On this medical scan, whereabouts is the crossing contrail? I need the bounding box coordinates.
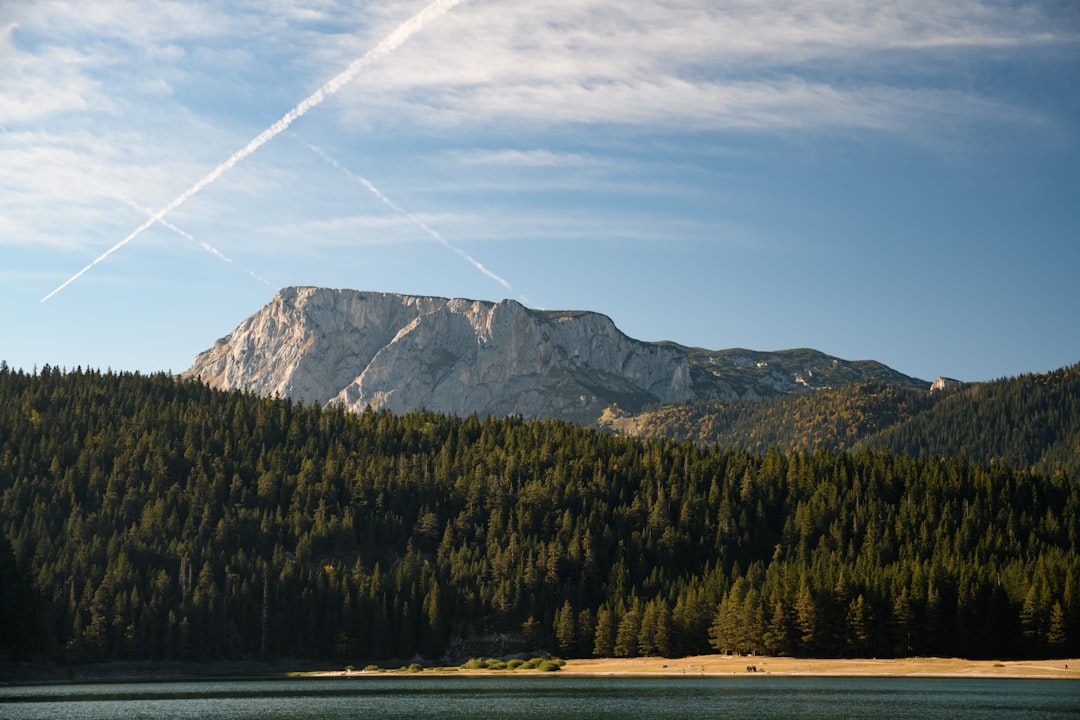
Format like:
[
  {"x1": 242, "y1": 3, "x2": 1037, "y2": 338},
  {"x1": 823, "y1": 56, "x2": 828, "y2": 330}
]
[
  {"x1": 305, "y1": 142, "x2": 514, "y2": 291},
  {"x1": 41, "y1": 0, "x2": 465, "y2": 303},
  {"x1": 1, "y1": 124, "x2": 273, "y2": 287},
  {"x1": 109, "y1": 193, "x2": 274, "y2": 287},
  {"x1": 104, "y1": 191, "x2": 275, "y2": 287}
]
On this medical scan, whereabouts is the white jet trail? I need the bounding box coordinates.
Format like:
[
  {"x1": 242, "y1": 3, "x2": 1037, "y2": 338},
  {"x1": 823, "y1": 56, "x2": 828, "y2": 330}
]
[
  {"x1": 41, "y1": 0, "x2": 464, "y2": 303},
  {"x1": 110, "y1": 194, "x2": 274, "y2": 287},
  {"x1": 1, "y1": 124, "x2": 272, "y2": 286},
  {"x1": 107, "y1": 190, "x2": 227, "y2": 261},
  {"x1": 305, "y1": 142, "x2": 513, "y2": 291}
]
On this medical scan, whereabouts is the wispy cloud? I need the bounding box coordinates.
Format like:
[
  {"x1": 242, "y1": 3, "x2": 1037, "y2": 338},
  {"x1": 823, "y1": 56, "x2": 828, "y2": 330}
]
[
  {"x1": 7, "y1": 0, "x2": 1072, "y2": 137},
  {"x1": 453, "y1": 149, "x2": 591, "y2": 167},
  {"x1": 9, "y1": 0, "x2": 235, "y2": 45},
  {"x1": 325, "y1": 0, "x2": 1073, "y2": 134},
  {"x1": 3, "y1": 0, "x2": 1074, "y2": 270}
]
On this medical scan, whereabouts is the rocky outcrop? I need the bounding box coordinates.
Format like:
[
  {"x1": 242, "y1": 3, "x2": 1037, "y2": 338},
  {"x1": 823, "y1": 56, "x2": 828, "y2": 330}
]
[
  {"x1": 930, "y1": 376, "x2": 963, "y2": 393},
  {"x1": 184, "y1": 287, "x2": 928, "y2": 424}
]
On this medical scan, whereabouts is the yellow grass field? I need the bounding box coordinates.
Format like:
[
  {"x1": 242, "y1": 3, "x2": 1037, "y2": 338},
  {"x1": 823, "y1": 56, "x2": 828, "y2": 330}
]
[
  {"x1": 557, "y1": 655, "x2": 1079, "y2": 679},
  {"x1": 311, "y1": 655, "x2": 1079, "y2": 680}
]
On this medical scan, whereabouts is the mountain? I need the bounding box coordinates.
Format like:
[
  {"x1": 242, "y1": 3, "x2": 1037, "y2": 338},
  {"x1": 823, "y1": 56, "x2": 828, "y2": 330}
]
[{"x1": 184, "y1": 287, "x2": 927, "y2": 424}]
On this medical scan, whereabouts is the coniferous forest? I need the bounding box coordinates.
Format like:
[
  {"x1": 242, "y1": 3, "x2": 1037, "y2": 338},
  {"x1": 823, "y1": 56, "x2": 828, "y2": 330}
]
[
  {"x1": 1, "y1": 363, "x2": 1078, "y2": 665},
  {"x1": 601, "y1": 364, "x2": 1080, "y2": 479}
]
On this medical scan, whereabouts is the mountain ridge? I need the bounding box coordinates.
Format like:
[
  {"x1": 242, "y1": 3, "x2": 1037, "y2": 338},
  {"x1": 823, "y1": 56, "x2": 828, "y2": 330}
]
[{"x1": 184, "y1": 287, "x2": 928, "y2": 424}]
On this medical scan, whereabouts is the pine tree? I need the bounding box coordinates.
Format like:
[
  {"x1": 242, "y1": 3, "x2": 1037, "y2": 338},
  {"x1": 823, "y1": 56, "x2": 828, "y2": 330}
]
[
  {"x1": 892, "y1": 590, "x2": 915, "y2": 657},
  {"x1": 1047, "y1": 601, "x2": 1067, "y2": 655},
  {"x1": 592, "y1": 606, "x2": 616, "y2": 658},
  {"x1": 846, "y1": 594, "x2": 872, "y2": 657},
  {"x1": 763, "y1": 599, "x2": 792, "y2": 656},
  {"x1": 796, "y1": 584, "x2": 819, "y2": 656},
  {"x1": 576, "y1": 608, "x2": 596, "y2": 658},
  {"x1": 554, "y1": 600, "x2": 576, "y2": 656},
  {"x1": 614, "y1": 600, "x2": 642, "y2": 657}
]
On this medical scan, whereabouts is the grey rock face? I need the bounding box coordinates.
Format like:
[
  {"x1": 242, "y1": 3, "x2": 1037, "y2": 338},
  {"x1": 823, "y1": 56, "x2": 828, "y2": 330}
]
[
  {"x1": 184, "y1": 287, "x2": 695, "y2": 423},
  {"x1": 184, "y1": 287, "x2": 927, "y2": 423}
]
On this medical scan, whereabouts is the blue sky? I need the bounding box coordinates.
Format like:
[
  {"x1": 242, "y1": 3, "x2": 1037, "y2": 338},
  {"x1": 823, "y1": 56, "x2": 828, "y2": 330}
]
[{"x1": 2, "y1": 0, "x2": 1078, "y2": 384}]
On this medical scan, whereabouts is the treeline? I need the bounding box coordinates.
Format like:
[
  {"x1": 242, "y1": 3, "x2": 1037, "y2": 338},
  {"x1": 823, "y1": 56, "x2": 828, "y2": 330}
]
[
  {"x1": 601, "y1": 363, "x2": 1080, "y2": 479},
  {"x1": 0, "y1": 363, "x2": 1077, "y2": 664}
]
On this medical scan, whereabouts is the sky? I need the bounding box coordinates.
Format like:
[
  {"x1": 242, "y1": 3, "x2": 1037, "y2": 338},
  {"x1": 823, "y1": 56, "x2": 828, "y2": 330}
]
[{"x1": 2, "y1": 0, "x2": 1078, "y2": 385}]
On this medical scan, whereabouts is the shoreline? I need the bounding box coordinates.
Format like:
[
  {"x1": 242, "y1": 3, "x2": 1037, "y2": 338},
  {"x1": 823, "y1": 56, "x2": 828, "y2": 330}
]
[
  {"x1": 4, "y1": 655, "x2": 1078, "y2": 685},
  {"x1": 554, "y1": 655, "x2": 1079, "y2": 679},
  {"x1": 304, "y1": 655, "x2": 1080, "y2": 681}
]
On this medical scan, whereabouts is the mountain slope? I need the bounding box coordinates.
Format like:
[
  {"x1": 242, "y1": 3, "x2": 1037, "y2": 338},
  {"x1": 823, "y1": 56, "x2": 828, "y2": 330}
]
[
  {"x1": 599, "y1": 380, "x2": 935, "y2": 452},
  {"x1": 600, "y1": 363, "x2": 1080, "y2": 478},
  {"x1": 861, "y1": 364, "x2": 1080, "y2": 476},
  {"x1": 184, "y1": 287, "x2": 927, "y2": 424}
]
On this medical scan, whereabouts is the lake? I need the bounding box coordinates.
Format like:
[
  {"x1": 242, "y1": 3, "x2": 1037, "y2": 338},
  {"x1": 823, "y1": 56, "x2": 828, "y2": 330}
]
[{"x1": 1, "y1": 675, "x2": 1078, "y2": 719}]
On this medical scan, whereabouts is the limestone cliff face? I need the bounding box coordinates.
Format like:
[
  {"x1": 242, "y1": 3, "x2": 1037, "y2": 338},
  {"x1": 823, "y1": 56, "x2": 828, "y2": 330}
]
[
  {"x1": 185, "y1": 287, "x2": 928, "y2": 424},
  {"x1": 183, "y1": 288, "x2": 443, "y2": 405},
  {"x1": 184, "y1": 287, "x2": 695, "y2": 424}
]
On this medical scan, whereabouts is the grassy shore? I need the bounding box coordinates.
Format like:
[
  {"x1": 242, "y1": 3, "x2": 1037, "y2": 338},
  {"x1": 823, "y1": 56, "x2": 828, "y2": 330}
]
[
  {"x1": 555, "y1": 655, "x2": 1080, "y2": 679},
  {"x1": 306, "y1": 655, "x2": 1079, "y2": 680},
  {"x1": 6, "y1": 655, "x2": 1078, "y2": 684}
]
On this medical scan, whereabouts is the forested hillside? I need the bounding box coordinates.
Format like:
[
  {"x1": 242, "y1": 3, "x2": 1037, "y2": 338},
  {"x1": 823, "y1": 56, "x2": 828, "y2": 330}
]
[
  {"x1": 1, "y1": 363, "x2": 1077, "y2": 664},
  {"x1": 862, "y1": 366, "x2": 1080, "y2": 477},
  {"x1": 600, "y1": 363, "x2": 1080, "y2": 478},
  {"x1": 599, "y1": 382, "x2": 933, "y2": 452}
]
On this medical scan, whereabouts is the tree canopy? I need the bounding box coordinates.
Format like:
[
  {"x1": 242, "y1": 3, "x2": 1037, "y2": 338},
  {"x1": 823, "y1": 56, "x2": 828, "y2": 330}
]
[{"x1": 0, "y1": 363, "x2": 1077, "y2": 663}]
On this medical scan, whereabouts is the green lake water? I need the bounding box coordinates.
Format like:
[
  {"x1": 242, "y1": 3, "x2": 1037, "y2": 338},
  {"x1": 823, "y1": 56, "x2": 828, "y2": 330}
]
[{"x1": 2, "y1": 675, "x2": 1078, "y2": 719}]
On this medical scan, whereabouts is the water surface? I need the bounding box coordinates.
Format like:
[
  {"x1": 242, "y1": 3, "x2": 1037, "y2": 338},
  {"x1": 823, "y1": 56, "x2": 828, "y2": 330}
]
[{"x1": 2, "y1": 675, "x2": 1077, "y2": 719}]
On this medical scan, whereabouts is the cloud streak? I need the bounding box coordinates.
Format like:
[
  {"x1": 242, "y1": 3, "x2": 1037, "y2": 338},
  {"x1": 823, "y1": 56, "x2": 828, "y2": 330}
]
[
  {"x1": 40, "y1": 0, "x2": 465, "y2": 302},
  {"x1": 328, "y1": 0, "x2": 1072, "y2": 135}
]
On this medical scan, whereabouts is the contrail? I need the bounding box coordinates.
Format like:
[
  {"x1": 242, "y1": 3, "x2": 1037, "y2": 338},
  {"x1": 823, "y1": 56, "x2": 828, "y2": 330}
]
[
  {"x1": 42, "y1": 0, "x2": 464, "y2": 303},
  {"x1": 305, "y1": 142, "x2": 514, "y2": 291},
  {"x1": 109, "y1": 193, "x2": 274, "y2": 287},
  {"x1": 1, "y1": 124, "x2": 273, "y2": 286}
]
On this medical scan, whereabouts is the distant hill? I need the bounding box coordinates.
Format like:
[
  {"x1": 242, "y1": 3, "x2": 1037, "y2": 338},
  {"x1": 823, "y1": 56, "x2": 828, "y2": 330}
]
[
  {"x1": 862, "y1": 365, "x2": 1080, "y2": 476},
  {"x1": 598, "y1": 363, "x2": 1080, "y2": 478}
]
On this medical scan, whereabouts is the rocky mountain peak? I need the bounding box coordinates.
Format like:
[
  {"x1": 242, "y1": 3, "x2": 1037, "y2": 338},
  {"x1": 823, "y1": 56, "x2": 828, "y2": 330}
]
[
  {"x1": 185, "y1": 287, "x2": 697, "y2": 424},
  {"x1": 184, "y1": 287, "x2": 928, "y2": 424}
]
